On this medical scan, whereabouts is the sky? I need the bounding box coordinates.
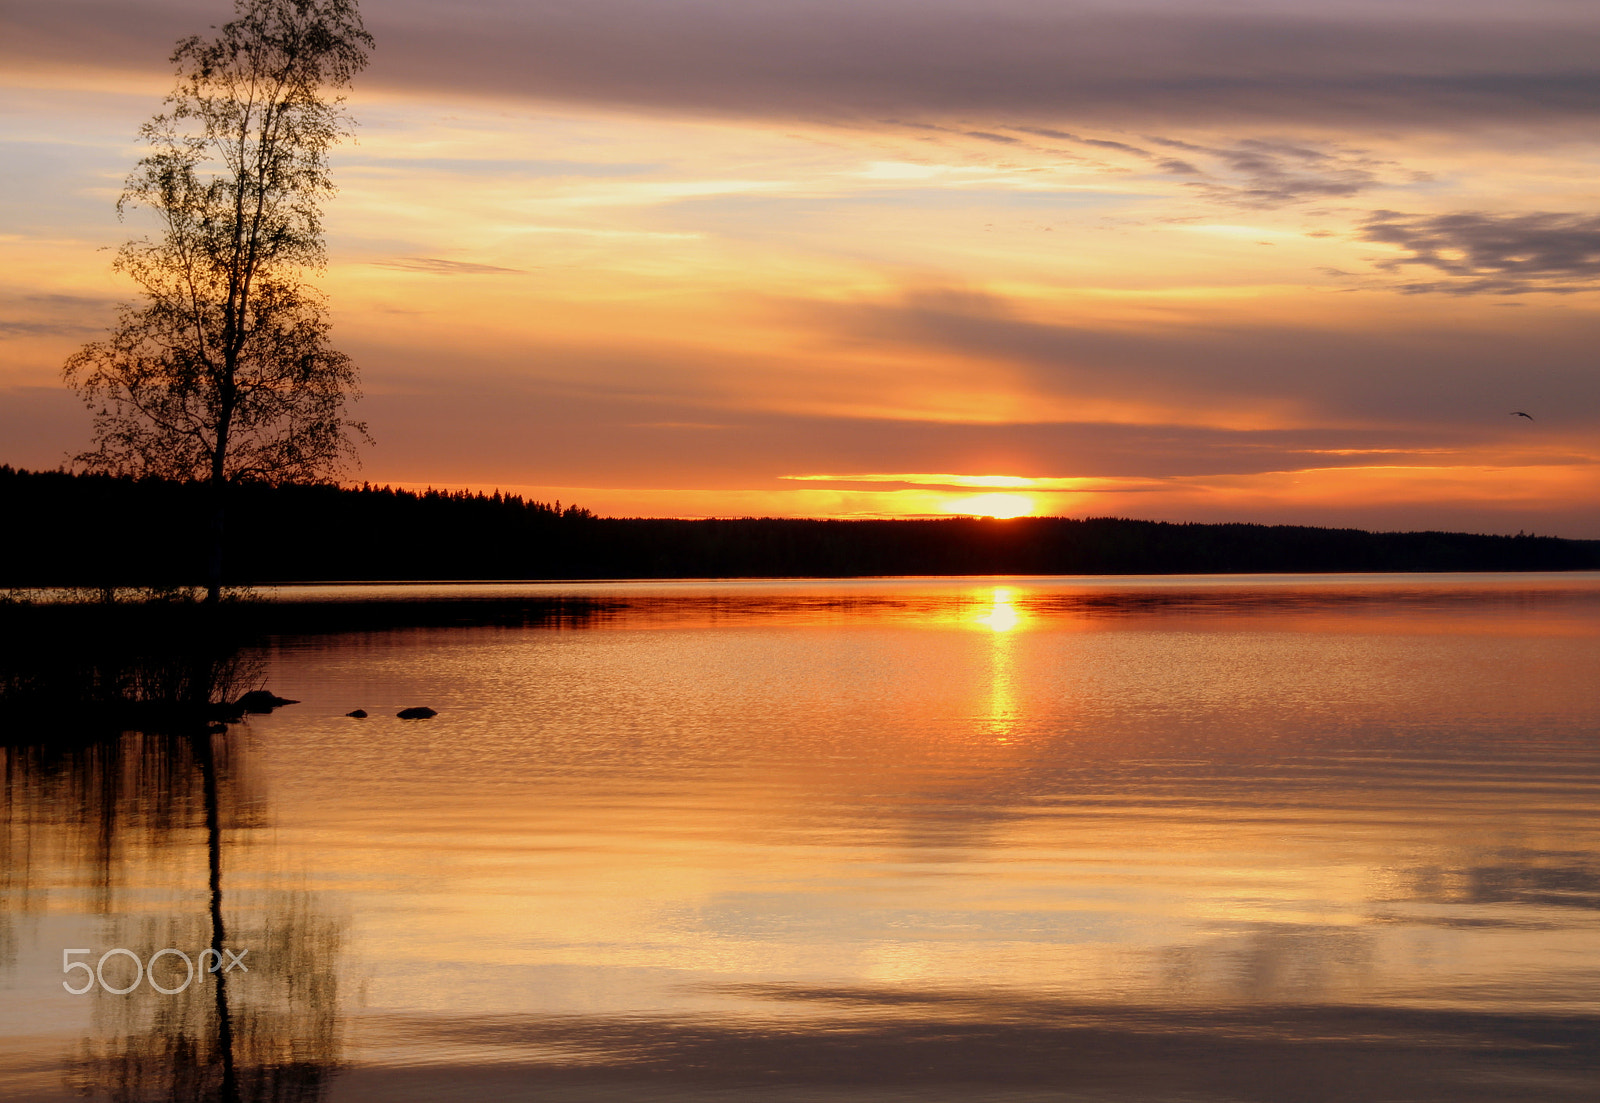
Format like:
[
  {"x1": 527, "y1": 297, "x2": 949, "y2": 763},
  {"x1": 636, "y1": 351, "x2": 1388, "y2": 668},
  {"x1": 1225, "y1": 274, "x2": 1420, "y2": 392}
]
[{"x1": 4, "y1": 0, "x2": 1600, "y2": 533}]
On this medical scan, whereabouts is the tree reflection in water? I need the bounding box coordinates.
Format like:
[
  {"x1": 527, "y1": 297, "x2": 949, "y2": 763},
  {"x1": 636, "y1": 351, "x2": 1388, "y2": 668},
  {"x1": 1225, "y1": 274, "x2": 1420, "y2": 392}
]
[{"x1": 2, "y1": 636, "x2": 346, "y2": 1103}]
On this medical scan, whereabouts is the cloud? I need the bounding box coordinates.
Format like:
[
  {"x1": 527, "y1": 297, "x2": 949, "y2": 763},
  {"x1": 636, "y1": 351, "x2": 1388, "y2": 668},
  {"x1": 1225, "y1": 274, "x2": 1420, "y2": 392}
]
[
  {"x1": 340, "y1": 155, "x2": 660, "y2": 181},
  {"x1": 779, "y1": 472, "x2": 1169, "y2": 491},
  {"x1": 801, "y1": 286, "x2": 1600, "y2": 426},
  {"x1": 1166, "y1": 138, "x2": 1389, "y2": 206},
  {"x1": 0, "y1": 319, "x2": 100, "y2": 337},
  {"x1": 344, "y1": 357, "x2": 1585, "y2": 489},
  {"x1": 371, "y1": 257, "x2": 526, "y2": 276},
  {"x1": 963, "y1": 130, "x2": 1023, "y2": 145},
  {"x1": 0, "y1": 292, "x2": 116, "y2": 338},
  {"x1": 1118, "y1": 133, "x2": 1394, "y2": 206},
  {"x1": 1009, "y1": 127, "x2": 1146, "y2": 156},
  {"x1": 874, "y1": 122, "x2": 1393, "y2": 205},
  {"x1": 1360, "y1": 211, "x2": 1600, "y2": 294},
  {"x1": 333, "y1": 3, "x2": 1600, "y2": 131},
  {"x1": 8, "y1": 2, "x2": 1600, "y2": 131}
]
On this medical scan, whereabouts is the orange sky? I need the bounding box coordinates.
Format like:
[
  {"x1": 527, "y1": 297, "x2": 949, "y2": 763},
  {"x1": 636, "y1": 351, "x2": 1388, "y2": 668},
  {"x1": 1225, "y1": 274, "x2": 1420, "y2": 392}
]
[{"x1": 4, "y1": 1, "x2": 1600, "y2": 533}]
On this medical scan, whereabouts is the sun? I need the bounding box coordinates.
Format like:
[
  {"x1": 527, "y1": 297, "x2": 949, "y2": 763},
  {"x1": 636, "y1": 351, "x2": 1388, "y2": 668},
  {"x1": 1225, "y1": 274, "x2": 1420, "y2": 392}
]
[{"x1": 947, "y1": 493, "x2": 1035, "y2": 519}]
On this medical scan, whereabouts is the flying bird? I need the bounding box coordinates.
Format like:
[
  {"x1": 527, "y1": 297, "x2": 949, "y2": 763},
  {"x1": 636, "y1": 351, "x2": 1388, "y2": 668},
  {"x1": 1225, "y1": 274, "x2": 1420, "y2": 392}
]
[{"x1": 1510, "y1": 411, "x2": 1535, "y2": 420}]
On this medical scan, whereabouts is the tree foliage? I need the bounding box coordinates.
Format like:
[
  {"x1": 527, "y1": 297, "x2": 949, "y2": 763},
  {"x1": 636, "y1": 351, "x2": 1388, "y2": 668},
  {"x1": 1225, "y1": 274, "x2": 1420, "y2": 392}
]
[{"x1": 64, "y1": 0, "x2": 373, "y2": 486}]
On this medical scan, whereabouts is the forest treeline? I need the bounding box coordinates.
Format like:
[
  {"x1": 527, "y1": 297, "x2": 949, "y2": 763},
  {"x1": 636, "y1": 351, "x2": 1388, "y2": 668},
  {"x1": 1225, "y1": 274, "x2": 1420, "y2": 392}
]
[{"x1": 4, "y1": 466, "x2": 1598, "y2": 586}]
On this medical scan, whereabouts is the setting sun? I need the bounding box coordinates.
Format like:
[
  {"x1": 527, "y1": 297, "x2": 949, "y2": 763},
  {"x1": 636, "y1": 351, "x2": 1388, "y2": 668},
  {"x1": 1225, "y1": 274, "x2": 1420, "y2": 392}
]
[{"x1": 948, "y1": 493, "x2": 1035, "y2": 519}]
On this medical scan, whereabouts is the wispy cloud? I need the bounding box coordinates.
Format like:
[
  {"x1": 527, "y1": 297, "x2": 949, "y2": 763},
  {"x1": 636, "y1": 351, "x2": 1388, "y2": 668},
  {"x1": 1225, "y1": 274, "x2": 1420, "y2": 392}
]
[
  {"x1": 938, "y1": 126, "x2": 1399, "y2": 206},
  {"x1": 1361, "y1": 210, "x2": 1600, "y2": 294},
  {"x1": 0, "y1": 319, "x2": 99, "y2": 337},
  {"x1": 372, "y1": 257, "x2": 526, "y2": 276},
  {"x1": 781, "y1": 472, "x2": 1172, "y2": 492},
  {"x1": 0, "y1": 292, "x2": 115, "y2": 338},
  {"x1": 1158, "y1": 137, "x2": 1393, "y2": 206},
  {"x1": 890, "y1": 123, "x2": 1396, "y2": 206}
]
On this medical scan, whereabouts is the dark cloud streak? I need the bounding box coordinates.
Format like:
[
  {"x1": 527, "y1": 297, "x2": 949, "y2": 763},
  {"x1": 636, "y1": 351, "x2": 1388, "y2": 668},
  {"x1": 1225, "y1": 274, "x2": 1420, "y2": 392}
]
[
  {"x1": 939, "y1": 125, "x2": 1394, "y2": 206},
  {"x1": 0, "y1": 292, "x2": 117, "y2": 338},
  {"x1": 7, "y1": 2, "x2": 1600, "y2": 130},
  {"x1": 804, "y1": 287, "x2": 1600, "y2": 424},
  {"x1": 350, "y1": 381, "x2": 1495, "y2": 486},
  {"x1": 1361, "y1": 211, "x2": 1600, "y2": 294},
  {"x1": 1190, "y1": 138, "x2": 1386, "y2": 205}
]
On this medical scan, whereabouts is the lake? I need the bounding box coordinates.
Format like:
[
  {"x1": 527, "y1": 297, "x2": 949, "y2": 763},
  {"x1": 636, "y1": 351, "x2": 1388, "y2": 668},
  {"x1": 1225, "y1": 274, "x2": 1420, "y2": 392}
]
[{"x1": 4, "y1": 574, "x2": 1599, "y2": 1101}]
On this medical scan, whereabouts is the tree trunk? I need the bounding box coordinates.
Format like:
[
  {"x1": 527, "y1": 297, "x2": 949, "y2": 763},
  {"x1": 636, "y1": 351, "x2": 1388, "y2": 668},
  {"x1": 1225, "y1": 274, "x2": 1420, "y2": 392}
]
[
  {"x1": 206, "y1": 396, "x2": 231, "y2": 603},
  {"x1": 205, "y1": 481, "x2": 226, "y2": 604}
]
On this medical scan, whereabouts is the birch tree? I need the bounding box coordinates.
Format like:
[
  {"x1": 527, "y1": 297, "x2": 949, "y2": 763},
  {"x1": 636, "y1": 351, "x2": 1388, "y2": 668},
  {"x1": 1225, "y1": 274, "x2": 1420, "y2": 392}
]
[{"x1": 65, "y1": 0, "x2": 374, "y2": 601}]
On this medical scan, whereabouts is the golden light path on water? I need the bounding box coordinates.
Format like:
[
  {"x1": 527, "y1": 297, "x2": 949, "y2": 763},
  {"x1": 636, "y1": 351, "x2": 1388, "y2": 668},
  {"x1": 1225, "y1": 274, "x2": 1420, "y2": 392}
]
[{"x1": 976, "y1": 586, "x2": 1022, "y2": 745}]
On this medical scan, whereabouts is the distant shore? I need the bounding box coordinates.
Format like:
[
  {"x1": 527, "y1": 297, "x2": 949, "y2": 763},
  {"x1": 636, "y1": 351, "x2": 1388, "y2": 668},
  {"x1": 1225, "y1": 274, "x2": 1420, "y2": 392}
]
[{"x1": 5, "y1": 466, "x2": 1599, "y2": 588}]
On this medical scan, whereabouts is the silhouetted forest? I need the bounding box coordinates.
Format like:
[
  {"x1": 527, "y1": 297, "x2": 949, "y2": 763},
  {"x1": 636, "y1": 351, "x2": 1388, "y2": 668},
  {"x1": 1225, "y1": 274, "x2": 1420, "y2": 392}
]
[{"x1": 4, "y1": 465, "x2": 1598, "y2": 587}]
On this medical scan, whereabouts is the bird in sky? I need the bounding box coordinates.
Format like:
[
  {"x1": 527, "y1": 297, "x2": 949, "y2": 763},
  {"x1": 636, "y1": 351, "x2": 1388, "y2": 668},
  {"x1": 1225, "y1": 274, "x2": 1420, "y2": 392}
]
[{"x1": 1510, "y1": 411, "x2": 1535, "y2": 420}]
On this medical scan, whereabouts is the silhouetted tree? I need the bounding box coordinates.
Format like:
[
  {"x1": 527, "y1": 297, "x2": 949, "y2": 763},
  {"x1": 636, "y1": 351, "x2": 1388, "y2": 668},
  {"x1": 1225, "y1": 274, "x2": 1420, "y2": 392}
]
[{"x1": 63, "y1": 0, "x2": 373, "y2": 602}]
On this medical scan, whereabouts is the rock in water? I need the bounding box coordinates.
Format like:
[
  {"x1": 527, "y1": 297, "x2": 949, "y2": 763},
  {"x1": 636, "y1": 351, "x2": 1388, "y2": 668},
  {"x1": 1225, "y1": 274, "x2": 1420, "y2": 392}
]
[
  {"x1": 346, "y1": 709, "x2": 368, "y2": 718},
  {"x1": 236, "y1": 690, "x2": 299, "y2": 713},
  {"x1": 397, "y1": 706, "x2": 437, "y2": 720}
]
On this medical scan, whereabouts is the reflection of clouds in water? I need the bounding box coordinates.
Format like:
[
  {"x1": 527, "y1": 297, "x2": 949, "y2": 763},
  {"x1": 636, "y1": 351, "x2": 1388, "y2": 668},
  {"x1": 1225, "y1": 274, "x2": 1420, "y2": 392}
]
[
  {"x1": 1159, "y1": 925, "x2": 1376, "y2": 1004},
  {"x1": 1381, "y1": 851, "x2": 1600, "y2": 912},
  {"x1": 350, "y1": 987, "x2": 1600, "y2": 1101}
]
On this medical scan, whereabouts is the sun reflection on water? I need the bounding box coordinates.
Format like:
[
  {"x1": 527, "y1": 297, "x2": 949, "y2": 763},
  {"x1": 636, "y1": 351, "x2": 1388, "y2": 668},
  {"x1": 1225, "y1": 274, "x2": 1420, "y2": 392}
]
[
  {"x1": 977, "y1": 587, "x2": 1022, "y2": 742},
  {"x1": 975, "y1": 586, "x2": 1022, "y2": 633}
]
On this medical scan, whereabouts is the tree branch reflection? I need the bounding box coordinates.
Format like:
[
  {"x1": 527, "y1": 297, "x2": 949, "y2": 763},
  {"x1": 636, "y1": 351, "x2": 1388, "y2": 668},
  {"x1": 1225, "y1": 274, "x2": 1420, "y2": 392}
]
[{"x1": 2, "y1": 621, "x2": 346, "y2": 1103}]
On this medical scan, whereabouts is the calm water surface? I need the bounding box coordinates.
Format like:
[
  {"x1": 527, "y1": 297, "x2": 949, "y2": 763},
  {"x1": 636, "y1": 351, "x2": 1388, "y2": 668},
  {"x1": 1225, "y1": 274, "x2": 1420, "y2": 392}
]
[{"x1": 4, "y1": 574, "x2": 1599, "y2": 1101}]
